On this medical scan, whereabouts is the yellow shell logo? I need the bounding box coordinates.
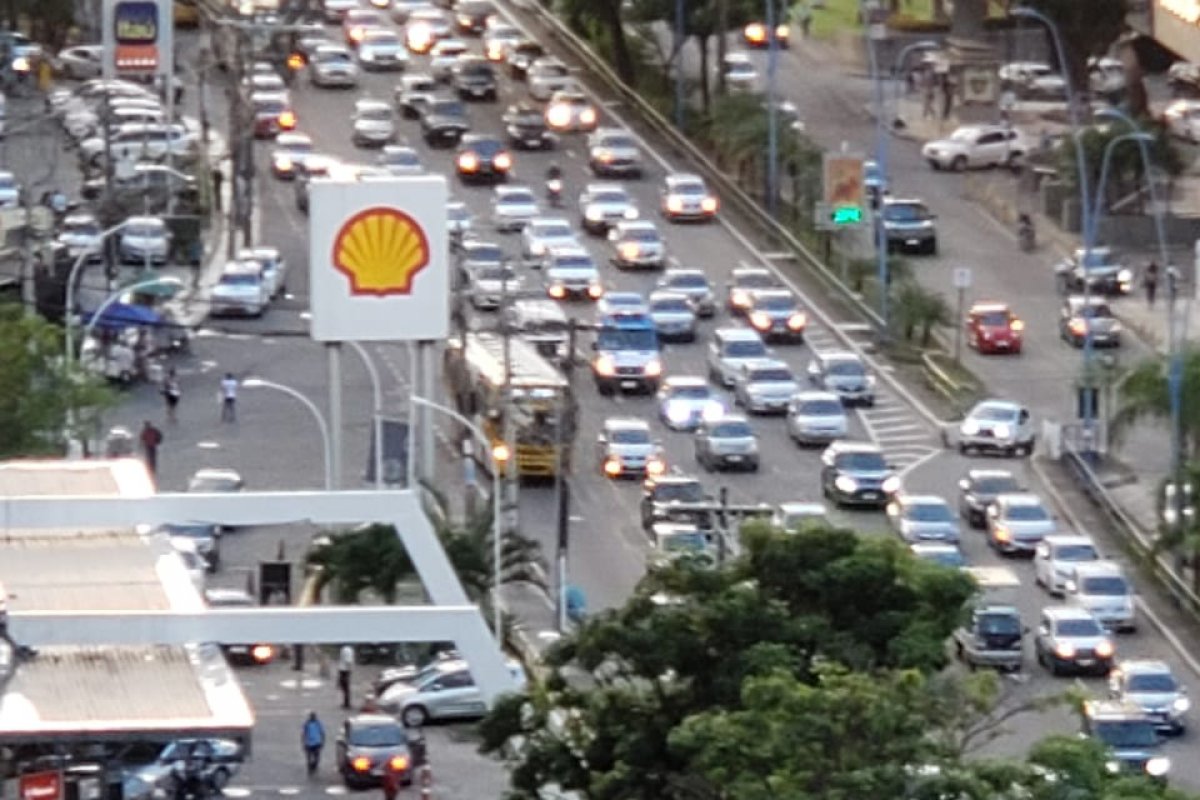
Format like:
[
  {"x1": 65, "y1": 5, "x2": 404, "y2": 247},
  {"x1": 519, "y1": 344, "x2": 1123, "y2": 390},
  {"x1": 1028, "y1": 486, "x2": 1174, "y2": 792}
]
[{"x1": 332, "y1": 206, "x2": 430, "y2": 297}]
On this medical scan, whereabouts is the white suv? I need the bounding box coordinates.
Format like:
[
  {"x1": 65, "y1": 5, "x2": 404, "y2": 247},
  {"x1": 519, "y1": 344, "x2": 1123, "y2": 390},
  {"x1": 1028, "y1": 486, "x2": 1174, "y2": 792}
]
[{"x1": 921, "y1": 125, "x2": 1028, "y2": 171}]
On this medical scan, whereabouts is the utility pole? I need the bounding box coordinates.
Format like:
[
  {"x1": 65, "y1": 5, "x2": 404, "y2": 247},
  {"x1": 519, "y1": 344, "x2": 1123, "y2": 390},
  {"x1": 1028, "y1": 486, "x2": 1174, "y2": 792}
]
[
  {"x1": 554, "y1": 318, "x2": 578, "y2": 631},
  {"x1": 716, "y1": 0, "x2": 728, "y2": 96}
]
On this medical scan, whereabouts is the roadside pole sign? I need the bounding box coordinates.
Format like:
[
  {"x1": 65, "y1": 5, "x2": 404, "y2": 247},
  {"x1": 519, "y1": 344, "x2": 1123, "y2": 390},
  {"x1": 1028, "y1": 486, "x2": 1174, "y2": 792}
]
[
  {"x1": 821, "y1": 153, "x2": 866, "y2": 229},
  {"x1": 953, "y1": 267, "x2": 973, "y2": 289},
  {"x1": 101, "y1": 0, "x2": 173, "y2": 79},
  {"x1": 953, "y1": 267, "x2": 972, "y2": 363}
]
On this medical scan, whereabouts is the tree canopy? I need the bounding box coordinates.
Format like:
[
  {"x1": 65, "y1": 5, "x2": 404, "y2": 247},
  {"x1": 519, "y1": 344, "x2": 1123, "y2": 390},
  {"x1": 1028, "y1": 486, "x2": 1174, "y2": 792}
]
[{"x1": 1018, "y1": 0, "x2": 1129, "y2": 96}]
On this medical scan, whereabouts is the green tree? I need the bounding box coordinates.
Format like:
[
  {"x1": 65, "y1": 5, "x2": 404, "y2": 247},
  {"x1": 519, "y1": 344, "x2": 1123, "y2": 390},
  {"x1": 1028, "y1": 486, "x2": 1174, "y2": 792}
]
[
  {"x1": 0, "y1": 303, "x2": 112, "y2": 457},
  {"x1": 892, "y1": 281, "x2": 951, "y2": 347},
  {"x1": 1020, "y1": 0, "x2": 1128, "y2": 95},
  {"x1": 1055, "y1": 119, "x2": 1183, "y2": 207},
  {"x1": 10, "y1": 0, "x2": 74, "y2": 49},
  {"x1": 1111, "y1": 348, "x2": 1200, "y2": 461},
  {"x1": 479, "y1": 523, "x2": 976, "y2": 799},
  {"x1": 559, "y1": 0, "x2": 636, "y2": 85}
]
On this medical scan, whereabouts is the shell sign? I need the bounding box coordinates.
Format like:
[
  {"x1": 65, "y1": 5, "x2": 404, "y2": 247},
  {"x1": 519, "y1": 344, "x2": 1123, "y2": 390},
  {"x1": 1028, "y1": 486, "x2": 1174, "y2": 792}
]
[{"x1": 309, "y1": 176, "x2": 449, "y2": 342}]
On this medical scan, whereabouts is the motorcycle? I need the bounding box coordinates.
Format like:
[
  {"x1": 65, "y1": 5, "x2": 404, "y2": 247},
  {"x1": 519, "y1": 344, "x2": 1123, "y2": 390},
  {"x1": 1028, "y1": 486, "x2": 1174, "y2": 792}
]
[
  {"x1": 545, "y1": 178, "x2": 563, "y2": 208},
  {"x1": 1017, "y1": 214, "x2": 1035, "y2": 253}
]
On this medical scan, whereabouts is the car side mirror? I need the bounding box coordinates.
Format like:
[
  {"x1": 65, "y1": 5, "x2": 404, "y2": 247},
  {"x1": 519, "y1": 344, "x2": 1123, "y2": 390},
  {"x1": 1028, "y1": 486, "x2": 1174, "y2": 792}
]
[{"x1": 596, "y1": 434, "x2": 606, "y2": 443}]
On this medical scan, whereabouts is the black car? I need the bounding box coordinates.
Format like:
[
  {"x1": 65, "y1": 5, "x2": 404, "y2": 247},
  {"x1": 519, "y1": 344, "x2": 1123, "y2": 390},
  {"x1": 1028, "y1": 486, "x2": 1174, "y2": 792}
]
[
  {"x1": 455, "y1": 135, "x2": 512, "y2": 184},
  {"x1": 819, "y1": 441, "x2": 900, "y2": 509},
  {"x1": 454, "y1": 0, "x2": 493, "y2": 34},
  {"x1": 420, "y1": 97, "x2": 470, "y2": 147},
  {"x1": 506, "y1": 39, "x2": 545, "y2": 78},
  {"x1": 1054, "y1": 246, "x2": 1134, "y2": 296},
  {"x1": 451, "y1": 56, "x2": 498, "y2": 101},
  {"x1": 335, "y1": 714, "x2": 413, "y2": 788},
  {"x1": 503, "y1": 103, "x2": 554, "y2": 150},
  {"x1": 957, "y1": 468, "x2": 1022, "y2": 528}
]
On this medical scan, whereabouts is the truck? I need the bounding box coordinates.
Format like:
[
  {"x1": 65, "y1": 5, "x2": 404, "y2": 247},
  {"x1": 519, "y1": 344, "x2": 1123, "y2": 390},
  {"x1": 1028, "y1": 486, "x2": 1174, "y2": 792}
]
[
  {"x1": 444, "y1": 331, "x2": 576, "y2": 479},
  {"x1": 951, "y1": 566, "x2": 1025, "y2": 672}
]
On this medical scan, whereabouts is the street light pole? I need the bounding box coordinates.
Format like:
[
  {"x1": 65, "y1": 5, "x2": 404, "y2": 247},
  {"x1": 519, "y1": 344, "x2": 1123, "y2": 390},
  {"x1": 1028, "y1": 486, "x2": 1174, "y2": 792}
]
[
  {"x1": 765, "y1": 0, "x2": 779, "y2": 218},
  {"x1": 80, "y1": 276, "x2": 185, "y2": 351},
  {"x1": 347, "y1": 340, "x2": 385, "y2": 490},
  {"x1": 243, "y1": 378, "x2": 333, "y2": 490},
  {"x1": 673, "y1": 0, "x2": 685, "y2": 130},
  {"x1": 63, "y1": 220, "x2": 136, "y2": 372},
  {"x1": 410, "y1": 395, "x2": 505, "y2": 643},
  {"x1": 866, "y1": 20, "x2": 890, "y2": 334}
]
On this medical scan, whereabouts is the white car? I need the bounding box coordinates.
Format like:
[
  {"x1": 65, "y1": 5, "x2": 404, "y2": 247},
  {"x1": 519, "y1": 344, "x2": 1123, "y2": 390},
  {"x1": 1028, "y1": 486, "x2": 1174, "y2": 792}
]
[
  {"x1": 957, "y1": 399, "x2": 1035, "y2": 456},
  {"x1": 466, "y1": 262, "x2": 522, "y2": 311},
  {"x1": 722, "y1": 53, "x2": 758, "y2": 89},
  {"x1": 377, "y1": 145, "x2": 424, "y2": 175},
  {"x1": 270, "y1": 131, "x2": 313, "y2": 179},
  {"x1": 597, "y1": 417, "x2": 665, "y2": 478},
  {"x1": 707, "y1": 327, "x2": 770, "y2": 388},
  {"x1": 1064, "y1": 560, "x2": 1136, "y2": 632},
  {"x1": 396, "y1": 73, "x2": 439, "y2": 119},
  {"x1": 987, "y1": 492, "x2": 1057, "y2": 555},
  {"x1": 491, "y1": 185, "x2": 540, "y2": 232},
  {"x1": 527, "y1": 57, "x2": 573, "y2": 101},
  {"x1": 609, "y1": 219, "x2": 666, "y2": 269},
  {"x1": 734, "y1": 358, "x2": 799, "y2": 415},
  {"x1": 646, "y1": 291, "x2": 697, "y2": 342},
  {"x1": 578, "y1": 183, "x2": 638, "y2": 235},
  {"x1": 921, "y1": 125, "x2": 1028, "y2": 171},
  {"x1": 357, "y1": 29, "x2": 409, "y2": 71},
  {"x1": 237, "y1": 246, "x2": 288, "y2": 299},
  {"x1": 57, "y1": 213, "x2": 103, "y2": 253},
  {"x1": 378, "y1": 658, "x2": 527, "y2": 727},
  {"x1": 429, "y1": 39, "x2": 470, "y2": 82},
  {"x1": 660, "y1": 173, "x2": 718, "y2": 222},
  {"x1": 1034, "y1": 534, "x2": 1101, "y2": 595},
  {"x1": 786, "y1": 390, "x2": 848, "y2": 446},
  {"x1": 56, "y1": 45, "x2": 105, "y2": 79},
  {"x1": 1164, "y1": 99, "x2": 1200, "y2": 143},
  {"x1": 544, "y1": 245, "x2": 602, "y2": 300},
  {"x1": 310, "y1": 44, "x2": 361, "y2": 88},
  {"x1": 997, "y1": 61, "x2": 1066, "y2": 99},
  {"x1": 0, "y1": 170, "x2": 20, "y2": 208},
  {"x1": 351, "y1": 99, "x2": 397, "y2": 146},
  {"x1": 886, "y1": 494, "x2": 961, "y2": 544},
  {"x1": 210, "y1": 260, "x2": 269, "y2": 317},
  {"x1": 521, "y1": 216, "x2": 577, "y2": 262},
  {"x1": 657, "y1": 376, "x2": 724, "y2": 431},
  {"x1": 545, "y1": 88, "x2": 598, "y2": 133},
  {"x1": 119, "y1": 216, "x2": 171, "y2": 264}
]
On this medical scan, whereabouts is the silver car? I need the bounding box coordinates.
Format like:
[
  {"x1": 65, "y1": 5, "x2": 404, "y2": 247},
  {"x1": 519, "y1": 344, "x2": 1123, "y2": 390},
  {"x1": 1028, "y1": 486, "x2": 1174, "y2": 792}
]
[
  {"x1": 527, "y1": 57, "x2": 572, "y2": 101},
  {"x1": 695, "y1": 415, "x2": 759, "y2": 472},
  {"x1": 597, "y1": 417, "x2": 665, "y2": 478},
  {"x1": 651, "y1": 523, "x2": 719, "y2": 568},
  {"x1": 544, "y1": 246, "x2": 602, "y2": 300},
  {"x1": 352, "y1": 99, "x2": 397, "y2": 146},
  {"x1": 521, "y1": 216, "x2": 577, "y2": 262},
  {"x1": 786, "y1": 390, "x2": 848, "y2": 446},
  {"x1": 1109, "y1": 660, "x2": 1189, "y2": 734},
  {"x1": 957, "y1": 399, "x2": 1035, "y2": 456},
  {"x1": 707, "y1": 327, "x2": 770, "y2": 388},
  {"x1": 734, "y1": 358, "x2": 798, "y2": 415},
  {"x1": 466, "y1": 263, "x2": 522, "y2": 311},
  {"x1": 377, "y1": 658, "x2": 528, "y2": 727},
  {"x1": 886, "y1": 494, "x2": 961, "y2": 544},
  {"x1": 1034, "y1": 534, "x2": 1100, "y2": 595},
  {"x1": 660, "y1": 172, "x2": 718, "y2": 222},
  {"x1": 1064, "y1": 561, "x2": 1136, "y2": 632},
  {"x1": 119, "y1": 215, "x2": 171, "y2": 264},
  {"x1": 378, "y1": 145, "x2": 424, "y2": 175},
  {"x1": 987, "y1": 492, "x2": 1057, "y2": 555},
  {"x1": 806, "y1": 351, "x2": 876, "y2": 406},
  {"x1": 657, "y1": 376, "x2": 724, "y2": 431},
  {"x1": 609, "y1": 219, "x2": 666, "y2": 269},
  {"x1": 357, "y1": 29, "x2": 408, "y2": 71},
  {"x1": 447, "y1": 200, "x2": 474, "y2": 243},
  {"x1": 491, "y1": 185, "x2": 539, "y2": 232},
  {"x1": 429, "y1": 39, "x2": 469, "y2": 82},
  {"x1": 396, "y1": 73, "x2": 439, "y2": 118},
  {"x1": 310, "y1": 44, "x2": 361, "y2": 88},
  {"x1": 1034, "y1": 606, "x2": 1115, "y2": 676},
  {"x1": 587, "y1": 126, "x2": 643, "y2": 177},
  {"x1": 578, "y1": 183, "x2": 638, "y2": 235},
  {"x1": 773, "y1": 501, "x2": 829, "y2": 531},
  {"x1": 647, "y1": 291, "x2": 697, "y2": 342},
  {"x1": 657, "y1": 268, "x2": 716, "y2": 317}
]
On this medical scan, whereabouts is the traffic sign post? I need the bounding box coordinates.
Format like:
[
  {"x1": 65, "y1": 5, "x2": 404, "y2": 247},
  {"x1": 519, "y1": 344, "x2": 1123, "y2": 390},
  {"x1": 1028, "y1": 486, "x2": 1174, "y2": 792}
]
[
  {"x1": 952, "y1": 267, "x2": 972, "y2": 364},
  {"x1": 820, "y1": 153, "x2": 867, "y2": 230}
]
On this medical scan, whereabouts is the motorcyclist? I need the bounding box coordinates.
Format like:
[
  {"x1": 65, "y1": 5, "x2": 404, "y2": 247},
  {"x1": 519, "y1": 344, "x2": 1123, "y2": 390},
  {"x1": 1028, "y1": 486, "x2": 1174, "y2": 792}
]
[
  {"x1": 545, "y1": 164, "x2": 563, "y2": 206},
  {"x1": 545, "y1": 163, "x2": 563, "y2": 182}
]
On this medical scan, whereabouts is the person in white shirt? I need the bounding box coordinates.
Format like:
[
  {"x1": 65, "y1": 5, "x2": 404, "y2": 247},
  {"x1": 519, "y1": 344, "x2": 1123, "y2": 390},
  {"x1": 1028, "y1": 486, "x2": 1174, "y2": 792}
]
[
  {"x1": 220, "y1": 373, "x2": 238, "y2": 423},
  {"x1": 337, "y1": 644, "x2": 354, "y2": 709}
]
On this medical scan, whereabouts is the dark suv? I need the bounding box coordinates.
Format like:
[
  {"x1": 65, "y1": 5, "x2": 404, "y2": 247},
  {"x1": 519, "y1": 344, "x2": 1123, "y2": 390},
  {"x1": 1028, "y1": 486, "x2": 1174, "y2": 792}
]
[
  {"x1": 878, "y1": 197, "x2": 937, "y2": 255},
  {"x1": 957, "y1": 468, "x2": 1022, "y2": 528},
  {"x1": 452, "y1": 56, "x2": 498, "y2": 101},
  {"x1": 420, "y1": 97, "x2": 470, "y2": 147},
  {"x1": 1081, "y1": 700, "x2": 1171, "y2": 782},
  {"x1": 502, "y1": 103, "x2": 554, "y2": 150},
  {"x1": 819, "y1": 441, "x2": 900, "y2": 508}
]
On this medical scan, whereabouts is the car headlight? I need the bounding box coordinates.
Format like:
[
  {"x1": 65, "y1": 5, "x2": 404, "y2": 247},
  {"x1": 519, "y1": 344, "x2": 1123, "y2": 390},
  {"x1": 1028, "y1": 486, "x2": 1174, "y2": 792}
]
[
  {"x1": 961, "y1": 420, "x2": 980, "y2": 435},
  {"x1": 494, "y1": 152, "x2": 513, "y2": 170},
  {"x1": 587, "y1": 283, "x2": 604, "y2": 299},
  {"x1": 702, "y1": 401, "x2": 724, "y2": 422},
  {"x1": 646, "y1": 456, "x2": 666, "y2": 476},
  {"x1": 275, "y1": 156, "x2": 293, "y2": 170},
  {"x1": 1095, "y1": 640, "x2": 1115, "y2": 658},
  {"x1": 750, "y1": 311, "x2": 772, "y2": 330},
  {"x1": 361, "y1": 50, "x2": 375, "y2": 60},
  {"x1": 585, "y1": 208, "x2": 603, "y2": 221},
  {"x1": 787, "y1": 313, "x2": 807, "y2": 331},
  {"x1": 701, "y1": 196, "x2": 719, "y2": 213},
  {"x1": 1111, "y1": 321, "x2": 1122, "y2": 333},
  {"x1": 834, "y1": 475, "x2": 857, "y2": 493},
  {"x1": 531, "y1": 242, "x2": 545, "y2": 255},
  {"x1": 993, "y1": 423, "x2": 1012, "y2": 439},
  {"x1": 623, "y1": 207, "x2": 639, "y2": 220},
  {"x1": 1105, "y1": 760, "x2": 1122, "y2": 775},
  {"x1": 645, "y1": 359, "x2": 663, "y2": 378},
  {"x1": 548, "y1": 284, "x2": 566, "y2": 299},
  {"x1": 667, "y1": 196, "x2": 683, "y2": 213},
  {"x1": 594, "y1": 355, "x2": 616, "y2": 376},
  {"x1": 620, "y1": 243, "x2": 640, "y2": 260},
  {"x1": 580, "y1": 108, "x2": 597, "y2": 125},
  {"x1": 1173, "y1": 696, "x2": 1191, "y2": 713},
  {"x1": 1146, "y1": 757, "x2": 1171, "y2": 777},
  {"x1": 603, "y1": 456, "x2": 622, "y2": 477},
  {"x1": 1118, "y1": 268, "x2": 1133, "y2": 284},
  {"x1": 1053, "y1": 642, "x2": 1076, "y2": 659},
  {"x1": 882, "y1": 475, "x2": 901, "y2": 494},
  {"x1": 666, "y1": 402, "x2": 692, "y2": 425}
]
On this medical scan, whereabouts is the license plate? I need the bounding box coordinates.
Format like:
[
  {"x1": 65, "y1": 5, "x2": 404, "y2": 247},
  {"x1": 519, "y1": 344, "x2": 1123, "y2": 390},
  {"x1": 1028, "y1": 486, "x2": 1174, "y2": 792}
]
[
  {"x1": 620, "y1": 380, "x2": 638, "y2": 389},
  {"x1": 1077, "y1": 658, "x2": 1094, "y2": 666},
  {"x1": 726, "y1": 455, "x2": 743, "y2": 463},
  {"x1": 525, "y1": 137, "x2": 542, "y2": 146},
  {"x1": 861, "y1": 492, "x2": 879, "y2": 500},
  {"x1": 472, "y1": 88, "x2": 487, "y2": 96},
  {"x1": 906, "y1": 238, "x2": 920, "y2": 245}
]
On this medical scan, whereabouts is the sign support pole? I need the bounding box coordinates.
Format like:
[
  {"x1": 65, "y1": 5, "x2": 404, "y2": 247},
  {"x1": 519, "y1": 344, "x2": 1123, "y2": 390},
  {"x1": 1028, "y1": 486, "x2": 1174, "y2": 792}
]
[
  {"x1": 327, "y1": 342, "x2": 344, "y2": 490},
  {"x1": 954, "y1": 286, "x2": 965, "y2": 364}
]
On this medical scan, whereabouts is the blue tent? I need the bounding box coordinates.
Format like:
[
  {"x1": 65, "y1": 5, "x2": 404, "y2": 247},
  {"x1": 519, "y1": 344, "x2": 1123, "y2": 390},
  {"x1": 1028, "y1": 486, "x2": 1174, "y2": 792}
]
[{"x1": 83, "y1": 302, "x2": 164, "y2": 331}]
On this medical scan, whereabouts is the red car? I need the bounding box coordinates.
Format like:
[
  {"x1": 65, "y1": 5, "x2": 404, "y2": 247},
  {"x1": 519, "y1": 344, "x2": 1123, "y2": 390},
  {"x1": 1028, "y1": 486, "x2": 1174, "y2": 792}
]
[
  {"x1": 251, "y1": 93, "x2": 297, "y2": 139},
  {"x1": 965, "y1": 301, "x2": 1024, "y2": 355}
]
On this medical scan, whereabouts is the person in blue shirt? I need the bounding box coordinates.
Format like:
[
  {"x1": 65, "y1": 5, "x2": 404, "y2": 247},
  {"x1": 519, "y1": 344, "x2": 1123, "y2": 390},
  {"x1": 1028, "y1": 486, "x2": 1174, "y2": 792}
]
[{"x1": 302, "y1": 711, "x2": 325, "y2": 776}]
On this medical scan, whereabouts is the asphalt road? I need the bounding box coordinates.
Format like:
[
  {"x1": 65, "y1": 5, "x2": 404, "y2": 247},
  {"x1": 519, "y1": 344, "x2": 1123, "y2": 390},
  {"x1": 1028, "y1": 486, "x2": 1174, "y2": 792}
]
[{"x1": 96, "y1": 8, "x2": 1200, "y2": 791}]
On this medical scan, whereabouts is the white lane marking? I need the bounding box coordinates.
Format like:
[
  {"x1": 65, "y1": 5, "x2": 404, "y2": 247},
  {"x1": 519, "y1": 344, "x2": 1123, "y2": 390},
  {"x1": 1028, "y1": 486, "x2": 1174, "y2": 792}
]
[
  {"x1": 898, "y1": 448, "x2": 944, "y2": 479},
  {"x1": 197, "y1": 441, "x2": 222, "y2": 450}
]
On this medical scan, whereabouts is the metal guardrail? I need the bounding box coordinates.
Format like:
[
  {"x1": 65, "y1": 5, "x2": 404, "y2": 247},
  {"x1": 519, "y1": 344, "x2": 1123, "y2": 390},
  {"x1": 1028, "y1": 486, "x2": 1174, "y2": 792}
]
[
  {"x1": 1060, "y1": 434, "x2": 1200, "y2": 621},
  {"x1": 513, "y1": 0, "x2": 885, "y2": 331}
]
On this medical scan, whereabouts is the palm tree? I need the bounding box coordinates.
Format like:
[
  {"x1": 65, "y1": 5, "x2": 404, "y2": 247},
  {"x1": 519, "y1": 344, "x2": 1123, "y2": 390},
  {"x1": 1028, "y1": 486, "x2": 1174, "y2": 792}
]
[
  {"x1": 891, "y1": 282, "x2": 950, "y2": 347},
  {"x1": 1111, "y1": 347, "x2": 1200, "y2": 460}
]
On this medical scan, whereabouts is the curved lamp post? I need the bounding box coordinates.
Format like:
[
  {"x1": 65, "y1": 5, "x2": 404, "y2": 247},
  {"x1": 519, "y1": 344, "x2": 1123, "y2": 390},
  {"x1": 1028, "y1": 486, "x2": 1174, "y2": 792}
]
[{"x1": 242, "y1": 378, "x2": 333, "y2": 491}]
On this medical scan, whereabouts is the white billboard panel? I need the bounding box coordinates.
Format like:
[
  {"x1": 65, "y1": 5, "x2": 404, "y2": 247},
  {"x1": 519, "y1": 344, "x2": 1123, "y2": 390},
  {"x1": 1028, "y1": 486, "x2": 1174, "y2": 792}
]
[{"x1": 308, "y1": 176, "x2": 449, "y2": 342}]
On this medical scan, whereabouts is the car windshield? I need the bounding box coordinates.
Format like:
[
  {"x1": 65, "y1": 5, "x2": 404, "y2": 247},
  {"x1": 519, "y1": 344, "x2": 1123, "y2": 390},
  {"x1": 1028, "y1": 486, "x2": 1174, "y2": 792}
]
[
  {"x1": 1079, "y1": 303, "x2": 1114, "y2": 318},
  {"x1": 673, "y1": 181, "x2": 706, "y2": 195},
  {"x1": 597, "y1": 328, "x2": 657, "y2": 350},
  {"x1": 655, "y1": 482, "x2": 705, "y2": 502},
  {"x1": 220, "y1": 273, "x2": 260, "y2": 287},
  {"x1": 974, "y1": 403, "x2": 1017, "y2": 422},
  {"x1": 978, "y1": 613, "x2": 1021, "y2": 635},
  {"x1": 668, "y1": 273, "x2": 707, "y2": 289},
  {"x1": 126, "y1": 223, "x2": 162, "y2": 237},
  {"x1": 553, "y1": 255, "x2": 594, "y2": 271},
  {"x1": 751, "y1": 368, "x2": 793, "y2": 383},
  {"x1": 1057, "y1": 618, "x2": 1103, "y2": 637},
  {"x1": 1127, "y1": 673, "x2": 1178, "y2": 693},
  {"x1": 536, "y1": 63, "x2": 569, "y2": 77},
  {"x1": 724, "y1": 340, "x2": 767, "y2": 358},
  {"x1": 827, "y1": 360, "x2": 865, "y2": 377},
  {"x1": 477, "y1": 266, "x2": 515, "y2": 281},
  {"x1": 908, "y1": 502, "x2": 953, "y2": 522},
  {"x1": 1082, "y1": 576, "x2": 1128, "y2": 596},
  {"x1": 462, "y1": 63, "x2": 494, "y2": 76},
  {"x1": 500, "y1": 190, "x2": 535, "y2": 205},
  {"x1": 1056, "y1": 544, "x2": 1098, "y2": 562},
  {"x1": 652, "y1": 297, "x2": 691, "y2": 313},
  {"x1": 726, "y1": 62, "x2": 754, "y2": 75},
  {"x1": 756, "y1": 295, "x2": 796, "y2": 311},
  {"x1": 360, "y1": 107, "x2": 392, "y2": 121},
  {"x1": 611, "y1": 427, "x2": 650, "y2": 444},
  {"x1": 317, "y1": 50, "x2": 351, "y2": 64},
  {"x1": 624, "y1": 228, "x2": 659, "y2": 242},
  {"x1": 278, "y1": 140, "x2": 313, "y2": 155},
  {"x1": 973, "y1": 475, "x2": 1020, "y2": 494},
  {"x1": 951, "y1": 128, "x2": 980, "y2": 142},
  {"x1": 837, "y1": 452, "x2": 886, "y2": 471},
  {"x1": 1005, "y1": 504, "x2": 1048, "y2": 522},
  {"x1": 712, "y1": 420, "x2": 753, "y2": 438},
  {"x1": 163, "y1": 523, "x2": 214, "y2": 540},
  {"x1": 430, "y1": 101, "x2": 465, "y2": 116},
  {"x1": 885, "y1": 203, "x2": 930, "y2": 221},
  {"x1": 799, "y1": 399, "x2": 842, "y2": 416},
  {"x1": 65, "y1": 220, "x2": 100, "y2": 235},
  {"x1": 1093, "y1": 720, "x2": 1159, "y2": 749},
  {"x1": 365, "y1": 33, "x2": 400, "y2": 45},
  {"x1": 384, "y1": 151, "x2": 419, "y2": 165},
  {"x1": 534, "y1": 223, "x2": 572, "y2": 238},
  {"x1": 600, "y1": 135, "x2": 636, "y2": 149},
  {"x1": 978, "y1": 311, "x2": 1009, "y2": 326},
  {"x1": 348, "y1": 724, "x2": 405, "y2": 748},
  {"x1": 670, "y1": 386, "x2": 710, "y2": 400},
  {"x1": 924, "y1": 549, "x2": 966, "y2": 568},
  {"x1": 593, "y1": 191, "x2": 630, "y2": 205},
  {"x1": 663, "y1": 532, "x2": 709, "y2": 553}
]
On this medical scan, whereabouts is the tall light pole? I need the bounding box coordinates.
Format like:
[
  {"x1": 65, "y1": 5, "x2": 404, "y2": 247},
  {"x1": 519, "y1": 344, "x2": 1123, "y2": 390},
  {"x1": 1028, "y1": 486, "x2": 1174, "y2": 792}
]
[
  {"x1": 673, "y1": 0, "x2": 685, "y2": 130},
  {"x1": 410, "y1": 394, "x2": 506, "y2": 643},
  {"x1": 1011, "y1": 6, "x2": 1097, "y2": 448},
  {"x1": 765, "y1": 0, "x2": 780, "y2": 218},
  {"x1": 865, "y1": 8, "x2": 891, "y2": 333},
  {"x1": 346, "y1": 340, "x2": 385, "y2": 490},
  {"x1": 80, "y1": 276, "x2": 185, "y2": 349},
  {"x1": 63, "y1": 219, "x2": 136, "y2": 369},
  {"x1": 242, "y1": 378, "x2": 333, "y2": 491}
]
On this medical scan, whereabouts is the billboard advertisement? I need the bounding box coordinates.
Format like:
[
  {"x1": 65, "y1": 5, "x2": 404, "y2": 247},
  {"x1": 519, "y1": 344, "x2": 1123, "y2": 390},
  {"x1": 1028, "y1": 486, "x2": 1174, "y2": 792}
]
[
  {"x1": 101, "y1": 0, "x2": 173, "y2": 78},
  {"x1": 823, "y1": 154, "x2": 864, "y2": 211},
  {"x1": 308, "y1": 176, "x2": 449, "y2": 342}
]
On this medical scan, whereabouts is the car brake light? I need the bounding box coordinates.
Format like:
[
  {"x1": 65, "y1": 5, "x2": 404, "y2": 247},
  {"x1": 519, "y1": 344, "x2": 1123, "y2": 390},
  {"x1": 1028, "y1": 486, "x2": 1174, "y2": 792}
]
[{"x1": 278, "y1": 110, "x2": 297, "y2": 129}]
